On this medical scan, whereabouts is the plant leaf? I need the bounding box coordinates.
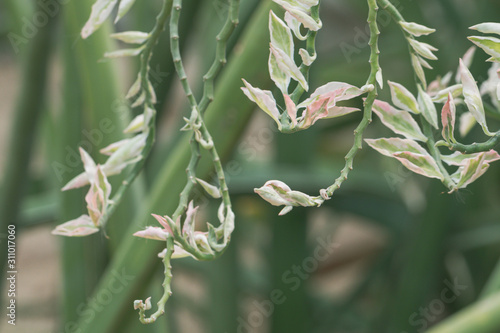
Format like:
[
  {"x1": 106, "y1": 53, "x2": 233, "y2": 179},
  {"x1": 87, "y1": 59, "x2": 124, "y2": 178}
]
[
  {"x1": 470, "y1": 22, "x2": 500, "y2": 36},
  {"x1": 459, "y1": 58, "x2": 492, "y2": 135},
  {"x1": 441, "y1": 150, "x2": 500, "y2": 166},
  {"x1": 241, "y1": 79, "x2": 282, "y2": 130},
  {"x1": 52, "y1": 215, "x2": 99, "y2": 237},
  {"x1": 417, "y1": 84, "x2": 438, "y2": 128},
  {"x1": 408, "y1": 38, "x2": 438, "y2": 60},
  {"x1": 388, "y1": 80, "x2": 420, "y2": 114},
  {"x1": 441, "y1": 93, "x2": 456, "y2": 143},
  {"x1": 196, "y1": 178, "x2": 222, "y2": 199},
  {"x1": 400, "y1": 21, "x2": 435, "y2": 37},
  {"x1": 372, "y1": 99, "x2": 427, "y2": 142},
  {"x1": 270, "y1": 44, "x2": 308, "y2": 91},
  {"x1": 81, "y1": 0, "x2": 119, "y2": 39},
  {"x1": 110, "y1": 31, "x2": 149, "y2": 44},
  {"x1": 115, "y1": 0, "x2": 137, "y2": 23},
  {"x1": 468, "y1": 36, "x2": 500, "y2": 61}
]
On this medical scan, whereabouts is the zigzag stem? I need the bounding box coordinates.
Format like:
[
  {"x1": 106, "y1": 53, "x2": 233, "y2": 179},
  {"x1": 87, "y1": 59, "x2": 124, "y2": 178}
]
[
  {"x1": 98, "y1": 0, "x2": 174, "y2": 229},
  {"x1": 323, "y1": 0, "x2": 380, "y2": 199},
  {"x1": 376, "y1": 0, "x2": 455, "y2": 190},
  {"x1": 137, "y1": 236, "x2": 174, "y2": 324},
  {"x1": 138, "y1": 0, "x2": 240, "y2": 323},
  {"x1": 199, "y1": 0, "x2": 241, "y2": 113},
  {"x1": 448, "y1": 132, "x2": 500, "y2": 153}
]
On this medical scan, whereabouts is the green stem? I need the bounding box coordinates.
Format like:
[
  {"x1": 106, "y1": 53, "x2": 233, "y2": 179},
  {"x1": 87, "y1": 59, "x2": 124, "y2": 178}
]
[
  {"x1": 199, "y1": 0, "x2": 241, "y2": 113},
  {"x1": 324, "y1": 0, "x2": 379, "y2": 198},
  {"x1": 448, "y1": 132, "x2": 500, "y2": 153},
  {"x1": 422, "y1": 122, "x2": 455, "y2": 189},
  {"x1": 138, "y1": 236, "x2": 174, "y2": 324},
  {"x1": 289, "y1": 3, "x2": 320, "y2": 104}
]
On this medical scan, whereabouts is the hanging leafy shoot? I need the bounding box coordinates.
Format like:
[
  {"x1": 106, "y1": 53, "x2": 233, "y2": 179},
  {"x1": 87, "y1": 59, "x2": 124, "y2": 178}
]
[
  {"x1": 52, "y1": 0, "x2": 241, "y2": 324},
  {"x1": 247, "y1": 0, "x2": 379, "y2": 214}
]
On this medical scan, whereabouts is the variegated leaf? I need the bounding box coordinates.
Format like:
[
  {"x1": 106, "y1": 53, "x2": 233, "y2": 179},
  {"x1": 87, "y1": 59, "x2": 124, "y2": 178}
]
[
  {"x1": 388, "y1": 80, "x2": 420, "y2": 114},
  {"x1": 81, "y1": 0, "x2": 118, "y2": 39},
  {"x1": 470, "y1": 23, "x2": 500, "y2": 36},
  {"x1": 441, "y1": 150, "x2": 500, "y2": 166},
  {"x1": 441, "y1": 93, "x2": 456, "y2": 143},
  {"x1": 115, "y1": 0, "x2": 136, "y2": 23},
  {"x1": 454, "y1": 153, "x2": 489, "y2": 189},
  {"x1": 459, "y1": 58, "x2": 492, "y2": 135},
  {"x1": 408, "y1": 38, "x2": 438, "y2": 60},
  {"x1": 468, "y1": 36, "x2": 500, "y2": 61},
  {"x1": 241, "y1": 79, "x2": 282, "y2": 130},
  {"x1": 51, "y1": 215, "x2": 99, "y2": 237},
  {"x1": 270, "y1": 44, "x2": 308, "y2": 91},
  {"x1": 411, "y1": 54, "x2": 427, "y2": 88},
  {"x1": 372, "y1": 99, "x2": 427, "y2": 142},
  {"x1": 110, "y1": 31, "x2": 149, "y2": 44},
  {"x1": 417, "y1": 84, "x2": 438, "y2": 128},
  {"x1": 400, "y1": 21, "x2": 435, "y2": 37},
  {"x1": 365, "y1": 138, "x2": 443, "y2": 180}
]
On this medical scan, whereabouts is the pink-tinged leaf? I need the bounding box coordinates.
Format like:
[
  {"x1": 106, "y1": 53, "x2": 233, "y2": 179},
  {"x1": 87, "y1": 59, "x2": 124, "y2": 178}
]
[
  {"x1": 270, "y1": 44, "x2": 308, "y2": 91},
  {"x1": 51, "y1": 215, "x2": 99, "y2": 237},
  {"x1": 468, "y1": 36, "x2": 500, "y2": 61},
  {"x1": 61, "y1": 172, "x2": 90, "y2": 191},
  {"x1": 81, "y1": 0, "x2": 118, "y2": 39},
  {"x1": 393, "y1": 151, "x2": 444, "y2": 180},
  {"x1": 241, "y1": 79, "x2": 282, "y2": 130},
  {"x1": 441, "y1": 93, "x2": 457, "y2": 144},
  {"x1": 182, "y1": 201, "x2": 199, "y2": 240},
  {"x1": 284, "y1": 94, "x2": 298, "y2": 127},
  {"x1": 388, "y1": 81, "x2": 420, "y2": 114},
  {"x1": 133, "y1": 226, "x2": 169, "y2": 241},
  {"x1": 365, "y1": 137, "x2": 429, "y2": 158},
  {"x1": 151, "y1": 214, "x2": 175, "y2": 235},
  {"x1": 324, "y1": 106, "x2": 360, "y2": 118},
  {"x1": 455, "y1": 153, "x2": 489, "y2": 189},
  {"x1": 459, "y1": 58, "x2": 493, "y2": 135},
  {"x1": 400, "y1": 21, "x2": 436, "y2": 37},
  {"x1": 417, "y1": 84, "x2": 439, "y2": 129},
  {"x1": 158, "y1": 245, "x2": 196, "y2": 260},
  {"x1": 470, "y1": 23, "x2": 500, "y2": 35},
  {"x1": 408, "y1": 38, "x2": 438, "y2": 60},
  {"x1": 372, "y1": 99, "x2": 427, "y2": 142},
  {"x1": 442, "y1": 149, "x2": 500, "y2": 166}
]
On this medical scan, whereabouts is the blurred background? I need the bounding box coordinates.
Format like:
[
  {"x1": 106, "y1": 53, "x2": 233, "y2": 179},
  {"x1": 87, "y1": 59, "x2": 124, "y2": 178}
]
[{"x1": 1, "y1": 0, "x2": 500, "y2": 332}]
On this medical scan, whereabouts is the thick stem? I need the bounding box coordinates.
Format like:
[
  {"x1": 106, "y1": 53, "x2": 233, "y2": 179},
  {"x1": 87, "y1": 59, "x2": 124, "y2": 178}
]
[{"x1": 448, "y1": 132, "x2": 500, "y2": 153}]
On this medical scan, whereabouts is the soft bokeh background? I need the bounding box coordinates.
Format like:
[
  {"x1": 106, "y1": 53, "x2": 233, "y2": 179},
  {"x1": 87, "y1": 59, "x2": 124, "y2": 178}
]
[{"x1": 1, "y1": 0, "x2": 500, "y2": 332}]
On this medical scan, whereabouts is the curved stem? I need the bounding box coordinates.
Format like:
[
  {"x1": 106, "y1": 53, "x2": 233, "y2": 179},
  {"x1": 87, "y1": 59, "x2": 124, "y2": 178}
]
[
  {"x1": 137, "y1": 236, "x2": 174, "y2": 324},
  {"x1": 323, "y1": 0, "x2": 380, "y2": 198},
  {"x1": 448, "y1": 131, "x2": 500, "y2": 153}
]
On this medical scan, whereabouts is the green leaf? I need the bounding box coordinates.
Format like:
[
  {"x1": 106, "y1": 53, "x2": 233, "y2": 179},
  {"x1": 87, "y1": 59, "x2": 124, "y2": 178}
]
[
  {"x1": 110, "y1": 31, "x2": 149, "y2": 44},
  {"x1": 388, "y1": 80, "x2": 420, "y2": 114},
  {"x1": 442, "y1": 150, "x2": 500, "y2": 166},
  {"x1": 270, "y1": 44, "x2": 308, "y2": 91},
  {"x1": 196, "y1": 178, "x2": 222, "y2": 199},
  {"x1": 454, "y1": 153, "x2": 489, "y2": 189},
  {"x1": 372, "y1": 99, "x2": 427, "y2": 142}
]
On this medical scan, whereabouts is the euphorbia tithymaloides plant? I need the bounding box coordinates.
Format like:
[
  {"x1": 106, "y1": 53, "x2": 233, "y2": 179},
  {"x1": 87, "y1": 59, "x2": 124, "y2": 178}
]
[
  {"x1": 51, "y1": 0, "x2": 500, "y2": 324},
  {"x1": 245, "y1": 1, "x2": 500, "y2": 215}
]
